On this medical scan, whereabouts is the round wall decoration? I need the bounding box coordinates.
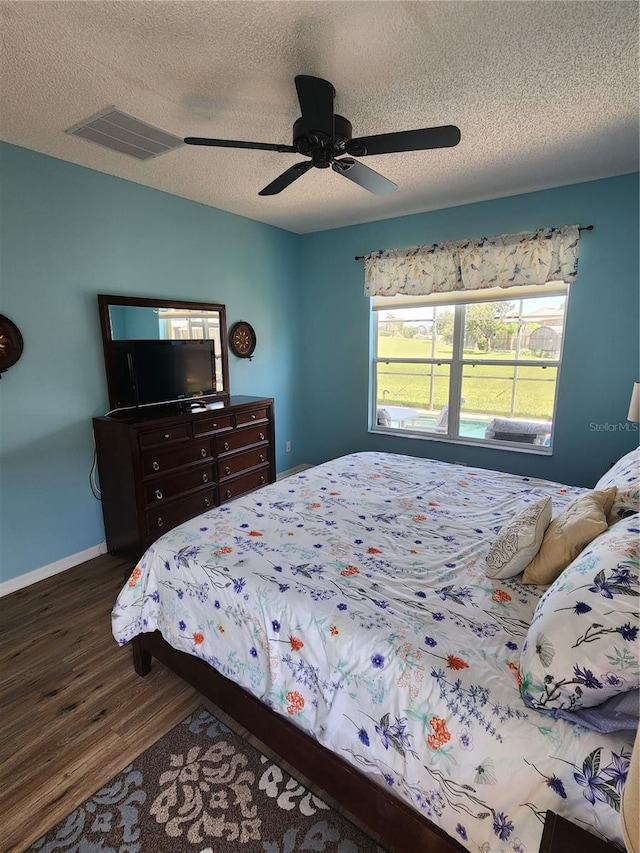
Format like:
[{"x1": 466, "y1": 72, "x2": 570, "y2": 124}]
[
  {"x1": 0, "y1": 314, "x2": 24, "y2": 377},
  {"x1": 229, "y1": 321, "x2": 256, "y2": 359}
]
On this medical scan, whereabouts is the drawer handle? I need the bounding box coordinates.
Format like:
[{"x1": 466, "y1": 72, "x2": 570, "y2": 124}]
[
  {"x1": 223, "y1": 441, "x2": 230, "y2": 451},
  {"x1": 155, "y1": 489, "x2": 163, "y2": 500},
  {"x1": 203, "y1": 498, "x2": 211, "y2": 508},
  {"x1": 157, "y1": 517, "x2": 164, "y2": 528},
  {"x1": 211, "y1": 422, "x2": 218, "y2": 428},
  {"x1": 152, "y1": 461, "x2": 160, "y2": 472},
  {"x1": 260, "y1": 475, "x2": 266, "y2": 484},
  {"x1": 259, "y1": 432, "x2": 265, "y2": 441},
  {"x1": 200, "y1": 448, "x2": 207, "y2": 458},
  {"x1": 250, "y1": 413, "x2": 256, "y2": 420},
  {"x1": 225, "y1": 489, "x2": 232, "y2": 499},
  {"x1": 164, "y1": 433, "x2": 170, "y2": 440},
  {"x1": 259, "y1": 454, "x2": 265, "y2": 462},
  {"x1": 202, "y1": 473, "x2": 208, "y2": 483},
  {"x1": 224, "y1": 465, "x2": 231, "y2": 475}
]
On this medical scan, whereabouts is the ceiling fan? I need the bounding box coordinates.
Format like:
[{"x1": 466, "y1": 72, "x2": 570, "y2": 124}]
[{"x1": 184, "y1": 75, "x2": 461, "y2": 197}]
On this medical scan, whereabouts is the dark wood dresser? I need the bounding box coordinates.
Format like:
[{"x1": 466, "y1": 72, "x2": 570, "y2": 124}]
[{"x1": 93, "y1": 395, "x2": 275, "y2": 559}]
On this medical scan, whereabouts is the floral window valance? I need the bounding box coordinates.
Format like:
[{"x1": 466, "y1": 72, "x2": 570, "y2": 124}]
[{"x1": 363, "y1": 225, "x2": 580, "y2": 297}]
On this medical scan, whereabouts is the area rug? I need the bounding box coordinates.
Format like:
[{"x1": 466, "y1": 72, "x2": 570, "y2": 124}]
[{"x1": 28, "y1": 707, "x2": 383, "y2": 853}]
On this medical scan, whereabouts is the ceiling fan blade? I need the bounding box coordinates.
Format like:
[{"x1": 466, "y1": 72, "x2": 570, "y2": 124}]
[
  {"x1": 345, "y1": 125, "x2": 461, "y2": 157},
  {"x1": 184, "y1": 137, "x2": 296, "y2": 153},
  {"x1": 294, "y1": 75, "x2": 335, "y2": 140},
  {"x1": 258, "y1": 161, "x2": 313, "y2": 196},
  {"x1": 332, "y1": 159, "x2": 397, "y2": 196}
]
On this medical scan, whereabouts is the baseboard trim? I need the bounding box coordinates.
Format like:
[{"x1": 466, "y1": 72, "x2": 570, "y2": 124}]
[
  {"x1": 277, "y1": 463, "x2": 313, "y2": 480},
  {"x1": 0, "y1": 541, "x2": 108, "y2": 597}
]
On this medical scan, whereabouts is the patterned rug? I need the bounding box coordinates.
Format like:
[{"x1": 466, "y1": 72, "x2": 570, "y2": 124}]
[{"x1": 28, "y1": 707, "x2": 383, "y2": 852}]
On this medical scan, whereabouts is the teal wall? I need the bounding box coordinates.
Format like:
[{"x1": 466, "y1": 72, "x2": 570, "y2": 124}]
[
  {"x1": 298, "y1": 174, "x2": 639, "y2": 487},
  {"x1": 0, "y1": 142, "x2": 301, "y2": 583},
  {"x1": 1, "y1": 141, "x2": 637, "y2": 586}
]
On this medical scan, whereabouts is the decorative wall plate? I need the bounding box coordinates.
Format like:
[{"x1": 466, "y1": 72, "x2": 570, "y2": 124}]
[
  {"x1": 229, "y1": 321, "x2": 256, "y2": 359},
  {"x1": 0, "y1": 314, "x2": 24, "y2": 376}
]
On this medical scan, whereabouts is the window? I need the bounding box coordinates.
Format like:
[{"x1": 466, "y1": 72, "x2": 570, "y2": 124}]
[{"x1": 371, "y1": 286, "x2": 568, "y2": 450}]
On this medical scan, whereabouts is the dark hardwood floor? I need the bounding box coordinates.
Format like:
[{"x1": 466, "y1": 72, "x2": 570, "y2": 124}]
[{"x1": 0, "y1": 554, "x2": 203, "y2": 853}]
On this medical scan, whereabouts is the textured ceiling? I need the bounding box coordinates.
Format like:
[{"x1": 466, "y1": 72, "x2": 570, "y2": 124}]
[{"x1": 0, "y1": 1, "x2": 638, "y2": 234}]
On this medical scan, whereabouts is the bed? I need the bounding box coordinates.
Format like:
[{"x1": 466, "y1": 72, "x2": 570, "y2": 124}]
[{"x1": 112, "y1": 450, "x2": 639, "y2": 852}]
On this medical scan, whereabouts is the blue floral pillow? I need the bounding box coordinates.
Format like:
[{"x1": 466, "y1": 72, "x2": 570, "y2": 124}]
[
  {"x1": 595, "y1": 445, "x2": 640, "y2": 524},
  {"x1": 520, "y1": 515, "x2": 640, "y2": 713}
]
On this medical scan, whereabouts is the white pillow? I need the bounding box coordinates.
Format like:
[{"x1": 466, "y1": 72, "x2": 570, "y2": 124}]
[{"x1": 485, "y1": 497, "x2": 552, "y2": 579}]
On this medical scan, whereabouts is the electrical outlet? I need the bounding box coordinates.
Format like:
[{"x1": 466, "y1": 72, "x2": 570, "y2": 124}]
[{"x1": 285, "y1": 441, "x2": 291, "y2": 452}]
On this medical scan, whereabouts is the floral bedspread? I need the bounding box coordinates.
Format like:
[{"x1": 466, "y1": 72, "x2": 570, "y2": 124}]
[{"x1": 112, "y1": 452, "x2": 634, "y2": 852}]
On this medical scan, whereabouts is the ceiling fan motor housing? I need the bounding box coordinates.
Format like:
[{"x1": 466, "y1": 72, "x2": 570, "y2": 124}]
[{"x1": 293, "y1": 114, "x2": 352, "y2": 165}]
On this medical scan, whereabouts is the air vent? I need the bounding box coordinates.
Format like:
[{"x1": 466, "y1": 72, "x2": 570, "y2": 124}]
[{"x1": 66, "y1": 108, "x2": 184, "y2": 161}]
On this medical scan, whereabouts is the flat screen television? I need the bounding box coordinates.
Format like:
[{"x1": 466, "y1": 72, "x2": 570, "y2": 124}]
[{"x1": 110, "y1": 339, "x2": 217, "y2": 408}]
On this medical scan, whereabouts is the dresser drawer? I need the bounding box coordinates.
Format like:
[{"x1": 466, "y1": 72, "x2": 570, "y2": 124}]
[
  {"x1": 215, "y1": 424, "x2": 268, "y2": 456},
  {"x1": 192, "y1": 414, "x2": 234, "y2": 437},
  {"x1": 139, "y1": 423, "x2": 191, "y2": 449},
  {"x1": 145, "y1": 489, "x2": 215, "y2": 539},
  {"x1": 143, "y1": 465, "x2": 215, "y2": 506},
  {"x1": 236, "y1": 407, "x2": 269, "y2": 427},
  {"x1": 142, "y1": 441, "x2": 212, "y2": 477},
  {"x1": 217, "y1": 447, "x2": 269, "y2": 481},
  {"x1": 220, "y1": 469, "x2": 269, "y2": 502}
]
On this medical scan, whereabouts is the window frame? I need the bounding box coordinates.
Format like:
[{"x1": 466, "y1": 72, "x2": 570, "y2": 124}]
[{"x1": 369, "y1": 286, "x2": 569, "y2": 454}]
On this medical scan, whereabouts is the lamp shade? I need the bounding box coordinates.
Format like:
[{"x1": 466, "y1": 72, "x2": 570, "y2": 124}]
[
  {"x1": 629, "y1": 382, "x2": 640, "y2": 423},
  {"x1": 622, "y1": 732, "x2": 639, "y2": 853}
]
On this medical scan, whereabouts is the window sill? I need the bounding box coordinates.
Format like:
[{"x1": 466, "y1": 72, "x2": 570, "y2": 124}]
[{"x1": 369, "y1": 425, "x2": 553, "y2": 455}]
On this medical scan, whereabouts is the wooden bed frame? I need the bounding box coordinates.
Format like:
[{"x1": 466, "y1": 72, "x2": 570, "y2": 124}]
[{"x1": 133, "y1": 630, "x2": 466, "y2": 852}]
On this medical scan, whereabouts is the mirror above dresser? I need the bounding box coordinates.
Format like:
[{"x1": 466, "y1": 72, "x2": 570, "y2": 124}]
[{"x1": 98, "y1": 294, "x2": 230, "y2": 410}]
